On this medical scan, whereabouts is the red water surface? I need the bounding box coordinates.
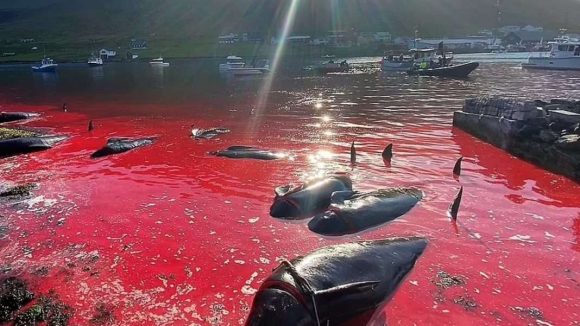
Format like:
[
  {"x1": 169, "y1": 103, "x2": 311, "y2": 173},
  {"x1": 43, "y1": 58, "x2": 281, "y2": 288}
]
[{"x1": 1, "y1": 66, "x2": 579, "y2": 325}]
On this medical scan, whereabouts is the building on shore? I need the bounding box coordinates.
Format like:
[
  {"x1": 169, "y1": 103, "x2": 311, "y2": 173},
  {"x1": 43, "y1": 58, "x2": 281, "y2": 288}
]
[{"x1": 99, "y1": 49, "x2": 117, "y2": 60}]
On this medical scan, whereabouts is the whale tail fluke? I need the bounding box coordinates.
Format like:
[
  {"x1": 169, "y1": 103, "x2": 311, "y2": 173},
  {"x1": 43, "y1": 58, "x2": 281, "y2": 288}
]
[{"x1": 449, "y1": 187, "x2": 463, "y2": 220}]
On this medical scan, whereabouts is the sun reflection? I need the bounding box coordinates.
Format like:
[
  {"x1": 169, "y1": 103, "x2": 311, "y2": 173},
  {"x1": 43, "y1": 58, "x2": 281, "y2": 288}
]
[
  {"x1": 249, "y1": 0, "x2": 301, "y2": 136},
  {"x1": 315, "y1": 102, "x2": 323, "y2": 109},
  {"x1": 321, "y1": 115, "x2": 331, "y2": 122}
]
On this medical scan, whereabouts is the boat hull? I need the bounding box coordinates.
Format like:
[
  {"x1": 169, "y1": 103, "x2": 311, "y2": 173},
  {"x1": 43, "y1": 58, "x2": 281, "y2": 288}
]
[
  {"x1": 382, "y1": 61, "x2": 413, "y2": 71},
  {"x1": 408, "y1": 62, "x2": 479, "y2": 78},
  {"x1": 522, "y1": 57, "x2": 580, "y2": 71},
  {"x1": 32, "y1": 65, "x2": 57, "y2": 73}
]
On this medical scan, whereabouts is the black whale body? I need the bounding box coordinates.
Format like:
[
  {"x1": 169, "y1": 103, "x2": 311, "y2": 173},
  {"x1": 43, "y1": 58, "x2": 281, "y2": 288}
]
[
  {"x1": 210, "y1": 146, "x2": 286, "y2": 160},
  {"x1": 0, "y1": 136, "x2": 67, "y2": 158},
  {"x1": 270, "y1": 174, "x2": 352, "y2": 219},
  {"x1": 0, "y1": 112, "x2": 40, "y2": 124},
  {"x1": 91, "y1": 137, "x2": 156, "y2": 158},
  {"x1": 245, "y1": 237, "x2": 428, "y2": 326},
  {"x1": 308, "y1": 188, "x2": 423, "y2": 236}
]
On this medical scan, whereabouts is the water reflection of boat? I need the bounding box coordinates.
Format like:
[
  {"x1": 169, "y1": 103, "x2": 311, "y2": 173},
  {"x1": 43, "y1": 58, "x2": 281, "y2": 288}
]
[
  {"x1": 150, "y1": 57, "x2": 170, "y2": 67},
  {"x1": 314, "y1": 60, "x2": 349, "y2": 74},
  {"x1": 522, "y1": 37, "x2": 580, "y2": 71},
  {"x1": 408, "y1": 62, "x2": 479, "y2": 78},
  {"x1": 32, "y1": 57, "x2": 58, "y2": 73}
]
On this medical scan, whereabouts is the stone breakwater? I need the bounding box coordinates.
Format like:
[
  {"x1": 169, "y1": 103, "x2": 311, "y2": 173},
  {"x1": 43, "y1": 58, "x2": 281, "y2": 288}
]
[{"x1": 453, "y1": 97, "x2": 580, "y2": 182}]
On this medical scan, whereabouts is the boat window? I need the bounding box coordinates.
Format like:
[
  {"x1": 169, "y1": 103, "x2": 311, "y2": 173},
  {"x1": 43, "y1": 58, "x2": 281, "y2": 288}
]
[
  {"x1": 558, "y1": 45, "x2": 568, "y2": 51},
  {"x1": 568, "y1": 45, "x2": 576, "y2": 51},
  {"x1": 575, "y1": 46, "x2": 580, "y2": 56}
]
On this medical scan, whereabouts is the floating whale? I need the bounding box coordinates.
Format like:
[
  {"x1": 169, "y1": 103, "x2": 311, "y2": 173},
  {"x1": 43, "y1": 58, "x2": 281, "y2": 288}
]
[
  {"x1": 192, "y1": 127, "x2": 230, "y2": 140},
  {"x1": 245, "y1": 237, "x2": 428, "y2": 326},
  {"x1": 210, "y1": 146, "x2": 287, "y2": 161},
  {"x1": 270, "y1": 174, "x2": 352, "y2": 219},
  {"x1": 0, "y1": 136, "x2": 67, "y2": 158},
  {"x1": 308, "y1": 188, "x2": 423, "y2": 236},
  {"x1": 0, "y1": 112, "x2": 40, "y2": 124},
  {"x1": 91, "y1": 137, "x2": 156, "y2": 158}
]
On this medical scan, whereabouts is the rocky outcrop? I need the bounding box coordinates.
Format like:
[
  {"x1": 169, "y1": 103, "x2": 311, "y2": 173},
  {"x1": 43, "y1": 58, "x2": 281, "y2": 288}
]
[{"x1": 453, "y1": 97, "x2": 580, "y2": 182}]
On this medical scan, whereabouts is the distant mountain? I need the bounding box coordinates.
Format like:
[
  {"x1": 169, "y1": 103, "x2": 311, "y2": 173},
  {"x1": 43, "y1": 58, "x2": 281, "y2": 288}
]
[{"x1": 0, "y1": 0, "x2": 579, "y2": 41}]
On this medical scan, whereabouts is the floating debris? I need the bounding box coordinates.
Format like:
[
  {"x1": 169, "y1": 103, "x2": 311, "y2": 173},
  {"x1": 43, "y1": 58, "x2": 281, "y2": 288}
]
[{"x1": 434, "y1": 271, "x2": 466, "y2": 289}]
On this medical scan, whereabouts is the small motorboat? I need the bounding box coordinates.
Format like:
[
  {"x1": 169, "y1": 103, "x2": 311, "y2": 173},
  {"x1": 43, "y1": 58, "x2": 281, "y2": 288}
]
[
  {"x1": 220, "y1": 56, "x2": 270, "y2": 76},
  {"x1": 381, "y1": 55, "x2": 414, "y2": 71},
  {"x1": 88, "y1": 55, "x2": 103, "y2": 67},
  {"x1": 522, "y1": 37, "x2": 580, "y2": 71},
  {"x1": 314, "y1": 60, "x2": 349, "y2": 74},
  {"x1": 32, "y1": 57, "x2": 58, "y2": 73},
  {"x1": 150, "y1": 57, "x2": 169, "y2": 67},
  {"x1": 408, "y1": 62, "x2": 479, "y2": 78}
]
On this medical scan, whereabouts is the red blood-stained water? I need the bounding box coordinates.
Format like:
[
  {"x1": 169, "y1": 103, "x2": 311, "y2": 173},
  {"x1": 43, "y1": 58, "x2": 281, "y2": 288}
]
[{"x1": 0, "y1": 63, "x2": 579, "y2": 325}]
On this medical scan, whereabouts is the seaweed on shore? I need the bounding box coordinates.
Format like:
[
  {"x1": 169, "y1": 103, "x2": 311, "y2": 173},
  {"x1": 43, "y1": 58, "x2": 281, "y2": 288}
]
[
  {"x1": 15, "y1": 293, "x2": 73, "y2": 326},
  {"x1": 0, "y1": 277, "x2": 35, "y2": 323},
  {"x1": 0, "y1": 128, "x2": 37, "y2": 141}
]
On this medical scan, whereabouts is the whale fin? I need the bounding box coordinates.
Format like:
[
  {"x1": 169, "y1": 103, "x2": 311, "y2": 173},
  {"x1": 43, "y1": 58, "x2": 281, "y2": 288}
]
[
  {"x1": 382, "y1": 144, "x2": 393, "y2": 160},
  {"x1": 449, "y1": 187, "x2": 463, "y2": 220},
  {"x1": 314, "y1": 281, "x2": 380, "y2": 298},
  {"x1": 350, "y1": 141, "x2": 356, "y2": 164},
  {"x1": 453, "y1": 157, "x2": 463, "y2": 176},
  {"x1": 88, "y1": 120, "x2": 94, "y2": 132}
]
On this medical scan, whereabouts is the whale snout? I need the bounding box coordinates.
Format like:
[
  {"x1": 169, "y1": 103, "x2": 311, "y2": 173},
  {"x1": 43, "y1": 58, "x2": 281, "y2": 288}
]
[
  {"x1": 245, "y1": 289, "x2": 312, "y2": 326},
  {"x1": 308, "y1": 212, "x2": 348, "y2": 236},
  {"x1": 269, "y1": 198, "x2": 302, "y2": 219}
]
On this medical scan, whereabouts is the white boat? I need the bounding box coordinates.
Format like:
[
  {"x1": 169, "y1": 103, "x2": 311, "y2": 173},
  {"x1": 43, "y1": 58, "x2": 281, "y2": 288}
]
[
  {"x1": 522, "y1": 37, "x2": 580, "y2": 71},
  {"x1": 150, "y1": 57, "x2": 170, "y2": 66},
  {"x1": 32, "y1": 57, "x2": 58, "y2": 73},
  {"x1": 381, "y1": 54, "x2": 414, "y2": 71},
  {"x1": 219, "y1": 56, "x2": 246, "y2": 71},
  {"x1": 88, "y1": 56, "x2": 103, "y2": 66}
]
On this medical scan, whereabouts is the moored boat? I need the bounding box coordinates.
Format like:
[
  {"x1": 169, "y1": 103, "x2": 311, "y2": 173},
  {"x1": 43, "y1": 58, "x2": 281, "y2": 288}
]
[
  {"x1": 32, "y1": 57, "x2": 58, "y2": 73},
  {"x1": 219, "y1": 56, "x2": 246, "y2": 72},
  {"x1": 314, "y1": 60, "x2": 349, "y2": 74},
  {"x1": 522, "y1": 37, "x2": 580, "y2": 71},
  {"x1": 408, "y1": 62, "x2": 479, "y2": 78},
  {"x1": 88, "y1": 55, "x2": 103, "y2": 67}
]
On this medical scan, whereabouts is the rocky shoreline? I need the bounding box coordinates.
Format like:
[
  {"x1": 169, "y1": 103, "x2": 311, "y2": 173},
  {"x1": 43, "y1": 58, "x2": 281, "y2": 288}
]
[{"x1": 453, "y1": 97, "x2": 580, "y2": 182}]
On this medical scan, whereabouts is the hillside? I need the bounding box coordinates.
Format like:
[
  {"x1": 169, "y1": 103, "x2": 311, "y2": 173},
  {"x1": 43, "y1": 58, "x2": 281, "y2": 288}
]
[{"x1": 1, "y1": 0, "x2": 579, "y2": 41}]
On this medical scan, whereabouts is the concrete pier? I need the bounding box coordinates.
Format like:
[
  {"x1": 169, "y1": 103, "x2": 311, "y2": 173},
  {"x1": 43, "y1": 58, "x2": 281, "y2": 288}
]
[{"x1": 453, "y1": 97, "x2": 580, "y2": 182}]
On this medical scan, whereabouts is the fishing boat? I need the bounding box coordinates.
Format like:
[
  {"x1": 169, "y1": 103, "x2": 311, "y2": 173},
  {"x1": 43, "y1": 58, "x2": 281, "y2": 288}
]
[
  {"x1": 522, "y1": 37, "x2": 580, "y2": 71},
  {"x1": 87, "y1": 55, "x2": 103, "y2": 67},
  {"x1": 407, "y1": 62, "x2": 480, "y2": 78},
  {"x1": 219, "y1": 56, "x2": 246, "y2": 72},
  {"x1": 314, "y1": 60, "x2": 349, "y2": 74},
  {"x1": 150, "y1": 57, "x2": 170, "y2": 67},
  {"x1": 32, "y1": 57, "x2": 58, "y2": 73}
]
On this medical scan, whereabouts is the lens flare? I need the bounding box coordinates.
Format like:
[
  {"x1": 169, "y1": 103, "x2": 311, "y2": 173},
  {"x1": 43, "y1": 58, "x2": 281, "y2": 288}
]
[{"x1": 249, "y1": 0, "x2": 301, "y2": 135}]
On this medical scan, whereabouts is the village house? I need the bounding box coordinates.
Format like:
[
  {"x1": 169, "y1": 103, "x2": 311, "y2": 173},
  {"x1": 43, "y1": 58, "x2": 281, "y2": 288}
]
[{"x1": 99, "y1": 49, "x2": 117, "y2": 60}]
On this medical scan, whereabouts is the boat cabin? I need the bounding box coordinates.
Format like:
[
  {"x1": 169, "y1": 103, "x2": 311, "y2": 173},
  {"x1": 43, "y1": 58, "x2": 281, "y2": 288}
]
[
  {"x1": 225, "y1": 56, "x2": 245, "y2": 68},
  {"x1": 409, "y1": 48, "x2": 437, "y2": 63},
  {"x1": 548, "y1": 38, "x2": 580, "y2": 57}
]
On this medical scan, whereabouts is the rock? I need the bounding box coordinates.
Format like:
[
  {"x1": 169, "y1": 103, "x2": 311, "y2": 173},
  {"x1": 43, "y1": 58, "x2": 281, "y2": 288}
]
[
  {"x1": 0, "y1": 277, "x2": 34, "y2": 322},
  {"x1": 555, "y1": 134, "x2": 580, "y2": 151},
  {"x1": 534, "y1": 100, "x2": 549, "y2": 107}
]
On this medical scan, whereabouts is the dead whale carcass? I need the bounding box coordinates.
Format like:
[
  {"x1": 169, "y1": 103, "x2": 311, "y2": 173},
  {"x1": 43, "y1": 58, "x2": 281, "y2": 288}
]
[
  {"x1": 210, "y1": 146, "x2": 287, "y2": 161},
  {"x1": 91, "y1": 137, "x2": 156, "y2": 158},
  {"x1": 308, "y1": 188, "x2": 423, "y2": 236},
  {"x1": 192, "y1": 127, "x2": 230, "y2": 140},
  {"x1": 245, "y1": 237, "x2": 428, "y2": 326},
  {"x1": 270, "y1": 174, "x2": 352, "y2": 219},
  {"x1": 0, "y1": 112, "x2": 40, "y2": 124},
  {"x1": 0, "y1": 136, "x2": 67, "y2": 158}
]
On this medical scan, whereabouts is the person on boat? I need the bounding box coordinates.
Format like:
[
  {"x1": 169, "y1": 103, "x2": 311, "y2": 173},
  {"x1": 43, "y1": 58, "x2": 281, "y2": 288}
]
[{"x1": 399, "y1": 54, "x2": 404, "y2": 62}]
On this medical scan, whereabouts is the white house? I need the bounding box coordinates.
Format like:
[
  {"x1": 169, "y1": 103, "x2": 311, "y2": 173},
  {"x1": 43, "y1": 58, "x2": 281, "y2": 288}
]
[{"x1": 99, "y1": 49, "x2": 117, "y2": 60}]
